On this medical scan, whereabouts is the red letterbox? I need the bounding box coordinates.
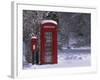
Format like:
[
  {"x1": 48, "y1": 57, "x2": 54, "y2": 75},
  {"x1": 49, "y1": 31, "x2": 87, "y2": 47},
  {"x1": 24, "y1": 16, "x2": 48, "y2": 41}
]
[
  {"x1": 31, "y1": 36, "x2": 38, "y2": 64},
  {"x1": 31, "y1": 36, "x2": 38, "y2": 53},
  {"x1": 40, "y1": 20, "x2": 58, "y2": 64}
]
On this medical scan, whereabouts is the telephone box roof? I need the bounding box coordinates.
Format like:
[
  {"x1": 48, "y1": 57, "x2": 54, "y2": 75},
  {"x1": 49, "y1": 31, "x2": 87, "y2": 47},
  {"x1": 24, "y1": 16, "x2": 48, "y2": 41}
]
[{"x1": 41, "y1": 20, "x2": 57, "y2": 25}]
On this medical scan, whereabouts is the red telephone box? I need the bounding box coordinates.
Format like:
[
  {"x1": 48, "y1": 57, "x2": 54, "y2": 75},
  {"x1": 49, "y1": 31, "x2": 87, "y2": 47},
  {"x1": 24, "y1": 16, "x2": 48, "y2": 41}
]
[{"x1": 40, "y1": 20, "x2": 58, "y2": 64}]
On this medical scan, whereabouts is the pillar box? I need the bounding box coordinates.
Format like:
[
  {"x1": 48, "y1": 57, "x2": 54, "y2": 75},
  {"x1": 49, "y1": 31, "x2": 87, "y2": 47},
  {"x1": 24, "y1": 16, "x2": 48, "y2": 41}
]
[{"x1": 31, "y1": 36, "x2": 38, "y2": 64}]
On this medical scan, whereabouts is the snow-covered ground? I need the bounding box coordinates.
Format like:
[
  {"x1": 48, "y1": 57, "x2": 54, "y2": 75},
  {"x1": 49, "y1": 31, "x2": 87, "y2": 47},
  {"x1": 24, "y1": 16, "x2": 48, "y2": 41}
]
[
  {"x1": 23, "y1": 48, "x2": 91, "y2": 70},
  {"x1": 58, "y1": 49, "x2": 90, "y2": 67},
  {"x1": 62, "y1": 46, "x2": 90, "y2": 50}
]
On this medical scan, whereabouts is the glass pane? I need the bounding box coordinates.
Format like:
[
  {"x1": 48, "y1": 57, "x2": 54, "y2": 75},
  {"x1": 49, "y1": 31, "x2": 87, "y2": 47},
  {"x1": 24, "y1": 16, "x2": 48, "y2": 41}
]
[{"x1": 45, "y1": 32, "x2": 53, "y2": 63}]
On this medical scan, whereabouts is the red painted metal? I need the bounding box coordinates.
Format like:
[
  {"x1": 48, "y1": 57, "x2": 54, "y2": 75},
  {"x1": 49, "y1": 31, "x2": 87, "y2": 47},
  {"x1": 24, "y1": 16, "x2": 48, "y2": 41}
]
[
  {"x1": 31, "y1": 37, "x2": 38, "y2": 53},
  {"x1": 40, "y1": 21, "x2": 58, "y2": 64}
]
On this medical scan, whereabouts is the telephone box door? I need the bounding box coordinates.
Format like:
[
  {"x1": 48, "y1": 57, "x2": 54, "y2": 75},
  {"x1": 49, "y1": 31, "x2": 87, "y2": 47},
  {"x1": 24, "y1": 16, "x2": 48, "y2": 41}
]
[{"x1": 40, "y1": 27, "x2": 58, "y2": 64}]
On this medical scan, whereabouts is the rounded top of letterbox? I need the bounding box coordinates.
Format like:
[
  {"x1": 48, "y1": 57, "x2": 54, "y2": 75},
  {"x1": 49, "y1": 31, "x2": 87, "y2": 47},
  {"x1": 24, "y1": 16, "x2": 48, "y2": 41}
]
[
  {"x1": 31, "y1": 36, "x2": 37, "y2": 39},
  {"x1": 41, "y1": 20, "x2": 57, "y2": 25}
]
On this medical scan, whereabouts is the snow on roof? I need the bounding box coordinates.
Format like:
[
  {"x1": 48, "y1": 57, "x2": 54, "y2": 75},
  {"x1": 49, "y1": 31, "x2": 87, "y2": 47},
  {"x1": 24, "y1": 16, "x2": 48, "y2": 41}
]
[
  {"x1": 31, "y1": 36, "x2": 37, "y2": 39},
  {"x1": 41, "y1": 20, "x2": 57, "y2": 25}
]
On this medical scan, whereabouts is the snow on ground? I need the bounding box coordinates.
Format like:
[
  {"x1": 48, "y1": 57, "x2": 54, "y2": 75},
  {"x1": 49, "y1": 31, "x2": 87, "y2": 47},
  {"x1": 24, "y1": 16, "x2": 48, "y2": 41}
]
[
  {"x1": 62, "y1": 46, "x2": 90, "y2": 50},
  {"x1": 23, "y1": 49, "x2": 91, "y2": 70},
  {"x1": 58, "y1": 50, "x2": 90, "y2": 67}
]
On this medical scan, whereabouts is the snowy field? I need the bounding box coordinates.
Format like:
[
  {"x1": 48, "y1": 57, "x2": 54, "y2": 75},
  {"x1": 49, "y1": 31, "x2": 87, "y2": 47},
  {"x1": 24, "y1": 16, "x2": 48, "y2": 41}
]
[{"x1": 23, "y1": 48, "x2": 91, "y2": 70}]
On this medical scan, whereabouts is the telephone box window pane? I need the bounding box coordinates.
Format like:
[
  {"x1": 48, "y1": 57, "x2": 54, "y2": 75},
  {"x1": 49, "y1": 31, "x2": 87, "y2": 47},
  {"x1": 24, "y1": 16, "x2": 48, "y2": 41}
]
[{"x1": 45, "y1": 32, "x2": 53, "y2": 63}]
